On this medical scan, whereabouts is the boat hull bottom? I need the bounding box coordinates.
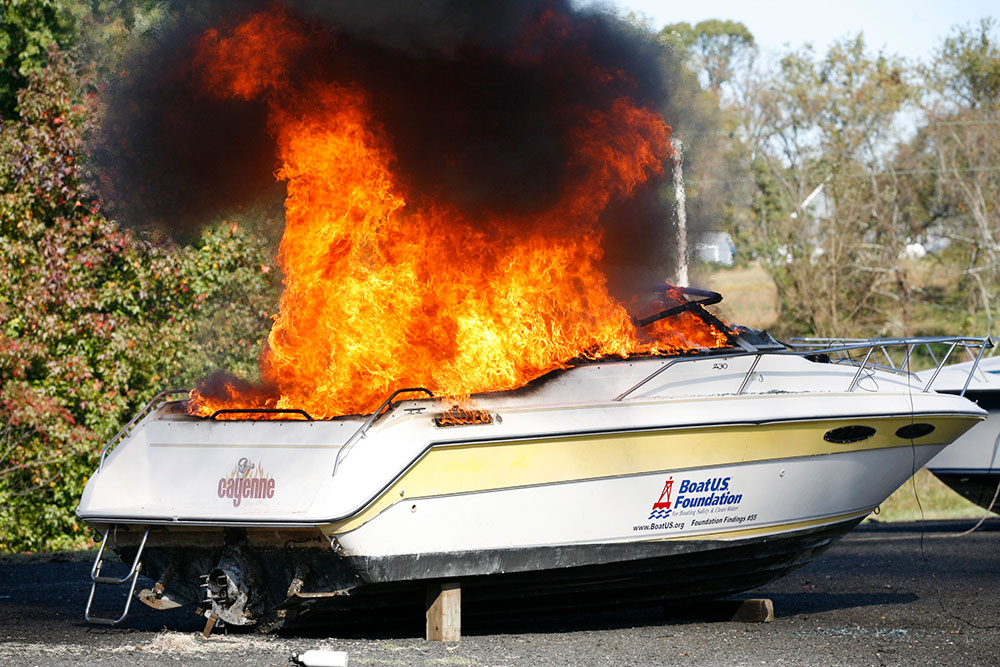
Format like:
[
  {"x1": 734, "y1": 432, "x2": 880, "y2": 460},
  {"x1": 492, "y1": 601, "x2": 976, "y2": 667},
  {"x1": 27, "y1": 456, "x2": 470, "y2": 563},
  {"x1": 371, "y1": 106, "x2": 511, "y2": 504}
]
[
  {"x1": 110, "y1": 516, "x2": 864, "y2": 630},
  {"x1": 295, "y1": 518, "x2": 863, "y2": 626},
  {"x1": 930, "y1": 471, "x2": 1000, "y2": 513}
]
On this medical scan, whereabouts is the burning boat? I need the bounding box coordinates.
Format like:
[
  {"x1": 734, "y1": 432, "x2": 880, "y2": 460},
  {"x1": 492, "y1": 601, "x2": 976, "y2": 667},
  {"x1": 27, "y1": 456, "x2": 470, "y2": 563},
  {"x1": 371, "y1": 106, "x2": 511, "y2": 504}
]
[
  {"x1": 78, "y1": 321, "x2": 990, "y2": 628},
  {"x1": 79, "y1": 1, "x2": 990, "y2": 631}
]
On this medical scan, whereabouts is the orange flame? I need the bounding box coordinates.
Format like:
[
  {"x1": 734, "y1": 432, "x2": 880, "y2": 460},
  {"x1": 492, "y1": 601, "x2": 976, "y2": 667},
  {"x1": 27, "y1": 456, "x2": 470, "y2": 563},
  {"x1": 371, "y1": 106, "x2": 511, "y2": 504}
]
[{"x1": 186, "y1": 7, "x2": 730, "y2": 420}]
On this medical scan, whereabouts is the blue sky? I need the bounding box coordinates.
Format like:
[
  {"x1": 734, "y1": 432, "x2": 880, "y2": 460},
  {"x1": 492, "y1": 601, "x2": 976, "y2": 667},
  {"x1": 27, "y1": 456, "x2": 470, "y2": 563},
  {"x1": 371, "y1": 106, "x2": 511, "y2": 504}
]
[{"x1": 587, "y1": 0, "x2": 997, "y2": 62}]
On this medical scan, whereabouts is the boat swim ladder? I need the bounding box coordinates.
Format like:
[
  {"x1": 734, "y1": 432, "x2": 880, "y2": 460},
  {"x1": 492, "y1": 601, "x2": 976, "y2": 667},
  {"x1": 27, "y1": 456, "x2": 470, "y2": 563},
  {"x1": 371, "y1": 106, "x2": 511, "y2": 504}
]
[{"x1": 84, "y1": 525, "x2": 150, "y2": 625}]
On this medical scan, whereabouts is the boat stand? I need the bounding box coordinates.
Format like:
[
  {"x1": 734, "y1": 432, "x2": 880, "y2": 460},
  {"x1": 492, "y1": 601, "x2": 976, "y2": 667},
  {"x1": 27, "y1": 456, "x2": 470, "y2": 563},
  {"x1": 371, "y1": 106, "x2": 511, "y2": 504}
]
[
  {"x1": 426, "y1": 581, "x2": 461, "y2": 642},
  {"x1": 201, "y1": 610, "x2": 221, "y2": 638},
  {"x1": 672, "y1": 598, "x2": 775, "y2": 623},
  {"x1": 84, "y1": 525, "x2": 150, "y2": 625},
  {"x1": 720, "y1": 598, "x2": 774, "y2": 622},
  {"x1": 421, "y1": 586, "x2": 771, "y2": 642}
]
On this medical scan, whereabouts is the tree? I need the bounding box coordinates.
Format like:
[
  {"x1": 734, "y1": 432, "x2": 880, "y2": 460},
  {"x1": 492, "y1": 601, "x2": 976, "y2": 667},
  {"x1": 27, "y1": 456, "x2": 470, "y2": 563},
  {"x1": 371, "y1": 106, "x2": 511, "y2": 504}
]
[
  {"x1": 899, "y1": 19, "x2": 1000, "y2": 334},
  {"x1": 730, "y1": 36, "x2": 913, "y2": 336},
  {"x1": 0, "y1": 51, "x2": 280, "y2": 551},
  {"x1": 0, "y1": 0, "x2": 79, "y2": 119},
  {"x1": 660, "y1": 19, "x2": 755, "y2": 94},
  {"x1": 930, "y1": 18, "x2": 1000, "y2": 110},
  {"x1": 656, "y1": 19, "x2": 756, "y2": 282}
]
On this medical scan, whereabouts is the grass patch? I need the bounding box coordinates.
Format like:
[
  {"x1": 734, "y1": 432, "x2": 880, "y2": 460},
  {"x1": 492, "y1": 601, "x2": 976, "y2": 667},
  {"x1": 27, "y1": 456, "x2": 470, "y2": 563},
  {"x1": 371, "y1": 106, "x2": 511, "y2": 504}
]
[
  {"x1": 867, "y1": 468, "x2": 990, "y2": 522},
  {"x1": 693, "y1": 261, "x2": 779, "y2": 331}
]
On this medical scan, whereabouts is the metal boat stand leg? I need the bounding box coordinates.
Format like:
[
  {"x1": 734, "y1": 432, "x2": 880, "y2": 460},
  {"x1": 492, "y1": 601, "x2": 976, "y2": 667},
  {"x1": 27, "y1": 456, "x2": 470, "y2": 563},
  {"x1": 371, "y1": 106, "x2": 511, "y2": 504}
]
[
  {"x1": 84, "y1": 525, "x2": 151, "y2": 625},
  {"x1": 425, "y1": 581, "x2": 461, "y2": 642}
]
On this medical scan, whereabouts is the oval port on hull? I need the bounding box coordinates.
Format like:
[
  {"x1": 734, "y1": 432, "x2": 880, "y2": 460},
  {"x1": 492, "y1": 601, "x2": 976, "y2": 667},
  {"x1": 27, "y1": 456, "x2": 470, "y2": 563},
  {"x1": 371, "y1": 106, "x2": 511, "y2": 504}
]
[
  {"x1": 823, "y1": 425, "x2": 877, "y2": 444},
  {"x1": 894, "y1": 423, "x2": 936, "y2": 440}
]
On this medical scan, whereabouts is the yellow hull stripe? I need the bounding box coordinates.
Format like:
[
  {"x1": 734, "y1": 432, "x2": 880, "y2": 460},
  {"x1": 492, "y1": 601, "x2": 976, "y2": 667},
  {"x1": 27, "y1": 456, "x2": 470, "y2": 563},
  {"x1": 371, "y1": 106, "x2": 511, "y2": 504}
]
[{"x1": 324, "y1": 414, "x2": 978, "y2": 535}]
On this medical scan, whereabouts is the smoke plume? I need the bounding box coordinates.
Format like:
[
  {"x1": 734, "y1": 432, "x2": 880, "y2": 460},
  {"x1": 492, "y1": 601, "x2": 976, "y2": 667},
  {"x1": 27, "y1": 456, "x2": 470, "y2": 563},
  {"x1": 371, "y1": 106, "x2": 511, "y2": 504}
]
[{"x1": 92, "y1": 0, "x2": 722, "y2": 299}]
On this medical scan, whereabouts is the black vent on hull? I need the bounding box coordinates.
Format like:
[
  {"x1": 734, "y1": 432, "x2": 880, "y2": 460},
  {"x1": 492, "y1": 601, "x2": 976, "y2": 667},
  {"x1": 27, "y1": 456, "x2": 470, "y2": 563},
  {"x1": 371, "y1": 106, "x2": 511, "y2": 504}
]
[
  {"x1": 895, "y1": 423, "x2": 936, "y2": 440},
  {"x1": 823, "y1": 425, "x2": 876, "y2": 444}
]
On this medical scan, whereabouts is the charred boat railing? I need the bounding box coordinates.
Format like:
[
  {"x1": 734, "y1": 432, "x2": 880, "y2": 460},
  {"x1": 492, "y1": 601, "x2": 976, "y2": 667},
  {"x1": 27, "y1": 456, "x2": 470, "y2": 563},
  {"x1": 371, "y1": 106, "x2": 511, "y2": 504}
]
[
  {"x1": 207, "y1": 408, "x2": 314, "y2": 420},
  {"x1": 615, "y1": 336, "x2": 993, "y2": 402},
  {"x1": 98, "y1": 389, "x2": 191, "y2": 473},
  {"x1": 332, "y1": 387, "x2": 434, "y2": 476}
]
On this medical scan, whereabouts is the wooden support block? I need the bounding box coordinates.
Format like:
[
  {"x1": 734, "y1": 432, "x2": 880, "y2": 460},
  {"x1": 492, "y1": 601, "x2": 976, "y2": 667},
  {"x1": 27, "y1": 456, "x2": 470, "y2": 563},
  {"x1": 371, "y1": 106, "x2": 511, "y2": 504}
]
[
  {"x1": 426, "y1": 581, "x2": 461, "y2": 642},
  {"x1": 201, "y1": 611, "x2": 218, "y2": 638},
  {"x1": 670, "y1": 598, "x2": 775, "y2": 623},
  {"x1": 729, "y1": 598, "x2": 774, "y2": 623}
]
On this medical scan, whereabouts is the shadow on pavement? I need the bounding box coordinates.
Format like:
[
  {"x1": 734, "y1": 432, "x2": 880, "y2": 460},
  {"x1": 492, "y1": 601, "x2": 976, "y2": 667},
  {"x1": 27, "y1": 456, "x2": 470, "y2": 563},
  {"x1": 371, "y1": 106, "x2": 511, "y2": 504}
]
[{"x1": 858, "y1": 518, "x2": 1000, "y2": 534}]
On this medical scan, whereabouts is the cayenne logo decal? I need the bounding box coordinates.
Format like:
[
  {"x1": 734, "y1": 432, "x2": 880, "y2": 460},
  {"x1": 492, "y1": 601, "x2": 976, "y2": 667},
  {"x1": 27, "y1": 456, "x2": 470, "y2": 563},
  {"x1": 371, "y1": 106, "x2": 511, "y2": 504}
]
[{"x1": 217, "y1": 457, "x2": 275, "y2": 507}]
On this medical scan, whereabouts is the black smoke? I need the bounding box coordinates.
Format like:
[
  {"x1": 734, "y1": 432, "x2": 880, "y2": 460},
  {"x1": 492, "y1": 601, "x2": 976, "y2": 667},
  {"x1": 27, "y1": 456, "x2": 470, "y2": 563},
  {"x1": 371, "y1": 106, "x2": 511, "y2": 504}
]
[{"x1": 92, "y1": 0, "x2": 721, "y2": 299}]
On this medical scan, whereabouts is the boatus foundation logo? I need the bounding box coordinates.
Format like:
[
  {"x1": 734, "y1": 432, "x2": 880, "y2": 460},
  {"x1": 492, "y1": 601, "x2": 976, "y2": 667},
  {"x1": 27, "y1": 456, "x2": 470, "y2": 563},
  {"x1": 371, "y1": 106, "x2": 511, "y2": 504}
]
[
  {"x1": 647, "y1": 475, "x2": 743, "y2": 520},
  {"x1": 648, "y1": 476, "x2": 675, "y2": 519},
  {"x1": 217, "y1": 457, "x2": 275, "y2": 507}
]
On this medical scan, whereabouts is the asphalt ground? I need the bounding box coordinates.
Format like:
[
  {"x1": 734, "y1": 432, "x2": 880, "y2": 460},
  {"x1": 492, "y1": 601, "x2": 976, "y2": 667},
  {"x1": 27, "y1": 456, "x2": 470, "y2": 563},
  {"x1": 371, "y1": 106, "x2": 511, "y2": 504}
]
[{"x1": 1, "y1": 519, "x2": 999, "y2": 666}]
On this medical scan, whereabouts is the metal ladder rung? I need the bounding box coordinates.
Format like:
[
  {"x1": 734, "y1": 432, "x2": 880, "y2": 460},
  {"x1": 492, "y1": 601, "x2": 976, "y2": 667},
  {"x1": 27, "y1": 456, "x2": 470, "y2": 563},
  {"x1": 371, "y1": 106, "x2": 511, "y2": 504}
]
[{"x1": 84, "y1": 525, "x2": 150, "y2": 626}]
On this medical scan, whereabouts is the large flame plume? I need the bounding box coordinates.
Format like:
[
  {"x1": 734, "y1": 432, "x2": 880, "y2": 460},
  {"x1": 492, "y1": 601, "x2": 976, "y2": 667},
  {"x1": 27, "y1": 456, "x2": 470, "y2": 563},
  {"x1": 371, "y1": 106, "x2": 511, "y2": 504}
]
[{"x1": 108, "y1": 3, "x2": 731, "y2": 419}]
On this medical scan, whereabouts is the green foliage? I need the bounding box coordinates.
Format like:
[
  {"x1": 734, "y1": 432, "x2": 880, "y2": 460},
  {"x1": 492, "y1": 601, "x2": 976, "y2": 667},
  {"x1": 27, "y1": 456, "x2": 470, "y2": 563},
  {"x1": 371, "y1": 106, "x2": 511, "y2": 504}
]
[
  {"x1": 659, "y1": 21, "x2": 696, "y2": 56},
  {"x1": 0, "y1": 0, "x2": 80, "y2": 119},
  {"x1": 0, "y1": 0, "x2": 172, "y2": 117},
  {"x1": 729, "y1": 36, "x2": 915, "y2": 337},
  {"x1": 872, "y1": 469, "x2": 984, "y2": 522},
  {"x1": 722, "y1": 21, "x2": 1000, "y2": 341},
  {"x1": 930, "y1": 18, "x2": 1000, "y2": 109},
  {"x1": 653, "y1": 19, "x2": 755, "y2": 279},
  {"x1": 660, "y1": 19, "x2": 755, "y2": 92},
  {"x1": 898, "y1": 19, "x2": 1000, "y2": 334},
  {"x1": 0, "y1": 51, "x2": 279, "y2": 552}
]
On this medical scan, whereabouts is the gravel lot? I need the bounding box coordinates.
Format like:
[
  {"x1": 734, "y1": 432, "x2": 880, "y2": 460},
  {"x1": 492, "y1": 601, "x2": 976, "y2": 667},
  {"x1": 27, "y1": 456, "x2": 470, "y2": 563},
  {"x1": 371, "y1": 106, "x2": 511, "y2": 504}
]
[{"x1": 2, "y1": 519, "x2": 999, "y2": 666}]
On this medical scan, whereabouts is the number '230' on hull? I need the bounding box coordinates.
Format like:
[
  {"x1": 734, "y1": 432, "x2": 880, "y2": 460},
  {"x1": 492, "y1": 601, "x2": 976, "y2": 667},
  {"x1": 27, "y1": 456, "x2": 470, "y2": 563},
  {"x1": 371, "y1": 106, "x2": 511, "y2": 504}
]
[{"x1": 77, "y1": 350, "x2": 984, "y2": 629}]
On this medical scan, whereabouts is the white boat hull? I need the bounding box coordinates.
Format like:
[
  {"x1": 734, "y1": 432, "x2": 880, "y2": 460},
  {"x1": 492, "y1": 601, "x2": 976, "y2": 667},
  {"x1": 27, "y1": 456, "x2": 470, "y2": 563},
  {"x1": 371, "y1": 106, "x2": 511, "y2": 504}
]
[
  {"x1": 77, "y1": 352, "x2": 985, "y2": 628},
  {"x1": 338, "y1": 443, "x2": 941, "y2": 562},
  {"x1": 920, "y1": 356, "x2": 1000, "y2": 512}
]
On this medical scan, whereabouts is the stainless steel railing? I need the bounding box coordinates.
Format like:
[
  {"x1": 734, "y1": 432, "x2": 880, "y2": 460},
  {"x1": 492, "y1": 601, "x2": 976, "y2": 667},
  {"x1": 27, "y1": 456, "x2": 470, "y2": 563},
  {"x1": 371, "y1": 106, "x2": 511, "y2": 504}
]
[
  {"x1": 331, "y1": 387, "x2": 434, "y2": 476},
  {"x1": 97, "y1": 389, "x2": 191, "y2": 472},
  {"x1": 615, "y1": 335, "x2": 993, "y2": 402},
  {"x1": 788, "y1": 336, "x2": 994, "y2": 395}
]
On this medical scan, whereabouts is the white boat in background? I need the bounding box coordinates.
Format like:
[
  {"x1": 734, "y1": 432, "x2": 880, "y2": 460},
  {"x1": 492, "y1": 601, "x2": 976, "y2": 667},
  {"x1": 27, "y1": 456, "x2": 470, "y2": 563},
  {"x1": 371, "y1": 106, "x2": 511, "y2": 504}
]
[
  {"x1": 77, "y1": 331, "x2": 990, "y2": 631},
  {"x1": 917, "y1": 353, "x2": 1000, "y2": 512},
  {"x1": 792, "y1": 336, "x2": 1000, "y2": 513}
]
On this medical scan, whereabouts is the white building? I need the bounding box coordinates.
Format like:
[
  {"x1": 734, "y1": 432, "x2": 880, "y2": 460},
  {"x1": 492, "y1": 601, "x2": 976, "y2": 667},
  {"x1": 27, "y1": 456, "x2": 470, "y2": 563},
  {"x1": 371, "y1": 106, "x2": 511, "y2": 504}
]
[{"x1": 696, "y1": 231, "x2": 736, "y2": 265}]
